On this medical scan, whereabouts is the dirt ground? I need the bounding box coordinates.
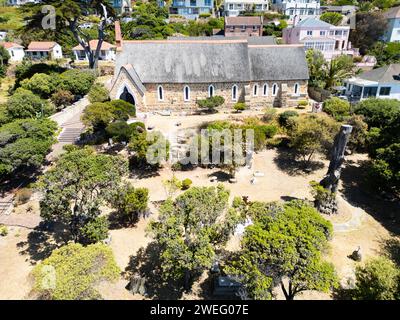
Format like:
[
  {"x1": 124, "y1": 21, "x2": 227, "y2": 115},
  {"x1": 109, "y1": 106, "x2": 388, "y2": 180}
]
[{"x1": 0, "y1": 109, "x2": 398, "y2": 300}]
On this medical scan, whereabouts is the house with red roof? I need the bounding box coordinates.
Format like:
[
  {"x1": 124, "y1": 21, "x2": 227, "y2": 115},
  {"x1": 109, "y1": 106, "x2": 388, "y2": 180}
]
[
  {"x1": 0, "y1": 42, "x2": 25, "y2": 62},
  {"x1": 72, "y1": 40, "x2": 116, "y2": 62},
  {"x1": 26, "y1": 41, "x2": 63, "y2": 60}
]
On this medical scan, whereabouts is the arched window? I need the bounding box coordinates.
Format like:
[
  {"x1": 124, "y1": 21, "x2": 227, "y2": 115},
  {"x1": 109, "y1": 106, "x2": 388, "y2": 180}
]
[
  {"x1": 158, "y1": 85, "x2": 164, "y2": 101},
  {"x1": 208, "y1": 85, "x2": 214, "y2": 98},
  {"x1": 253, "y1": 84, "x2": 258, "y2": 96},
  {"x1": 263, "y1": 83, "x2": 269, "y2": 96},
  {"x1": 272, "y1": 83, "x2": 278, "y2": 96},
  {"x1": 232, "y1": 85, "x2": 238, "y2": 101},
  {"x1": 184, "y1": 86, "x2": 190, "y2": 101},
  {"x1": 294, "y1": 83, "x2": 300, "y2": 96}
]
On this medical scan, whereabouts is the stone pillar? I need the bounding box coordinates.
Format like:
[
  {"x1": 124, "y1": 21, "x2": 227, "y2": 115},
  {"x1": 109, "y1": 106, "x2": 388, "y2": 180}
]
[{"x1": 280, "y1": 83, "x2": 288, "y2": 108}]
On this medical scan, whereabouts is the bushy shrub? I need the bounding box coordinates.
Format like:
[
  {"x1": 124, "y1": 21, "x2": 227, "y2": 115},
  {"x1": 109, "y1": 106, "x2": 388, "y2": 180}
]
[
  {"x1": 262, "y1": 107, "x2": 277, "y2": 122},
  {"x1": 58, "y1": 69, "x2": 96, "y2": 96},
  {"x1": 297, "y1": 100, "x2": 309, "y2": 109},
  {"x1": 279, "y1": 110, "x2": 299, "y2": 128},
  {"x1": 181, "y1": 178, "x2": 192, "y2": 190},
  {"x1": 106, "y1": 121, "x2": 134, "y2": 142},
  {"x1": 82, "y1": 100, "x2": 135, "y2": 131},
  {"x1": 14, "y1": 188, "x2": 33, "y2": 205},
  {"x1": 0, "y1": 225, "x2": 8, "y2": 236},
  {"x1": 323, "y1": 97, "x2": 351, "y2": 120},
  {"x1": 197, "y1": 96, "x2": 225, "y2": 112},
  {"x1": 32, "y1": 243, "x2": 120, "y2": 300},
  {"x1": 51, "y1": 90, "x2": 75, "y2": 109},
  {"x1": 7, "y1": 88, "x2": 55, "y2": 119},
  {"x1": 354, "y1": 98, "x2": 400, "y2": 129},
  {"x1": 233, "y1": 102, "x2": 246, "y2": 112},
  {"x1": 351, "y1": 257, "x2": 400, "y2": 300},
  {"x1": 259, "y1": 124, "x2": 278, "y2": 138},
  {"x1": 20, "y1": 73, "x2": 56, "y2": 99},
  {"x1": 88, "y1": 83, "x2": 109, "y2": 103},
  {"x1": 109, "y1": 99, "x2": 136, "y2": 119}
]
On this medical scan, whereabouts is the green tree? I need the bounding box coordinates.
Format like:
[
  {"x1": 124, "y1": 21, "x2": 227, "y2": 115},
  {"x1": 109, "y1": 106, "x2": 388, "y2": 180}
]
[
  {"x1": 21, "y1": 0, "x2": 116, "y2": 69},
  {"x1": 109, "y1": 182, "x2": 149, "y2": 224},
  {"x1": 226, "y1": 201, "x2": 338, "y2": 300},
  {"x1": 7, "y1": 88, "x2": 55, "y2": 119},
  {"x1": 37, "y1": 147, "x2": 128, "y2": 242},
  {"x1": 369, "y1": 42, "x2": 400, "y2": 67},
  {"x1": 306, "y1": 49, "x2": 328, "y2": 88},
  {"x1": 0, "y1": 118, "x2": 57, "y2": 179},
  {"x1": 0, "y1": 44, "x2": 10, "y2": 66},
  {"x1": 350, "y1": 12, "x2": 388, "y2": 55},
  {"x1": 148, "y1": 185, "x2": 240, "y2": 290},
  {"x1": 320, "y1": 12, "x2": 343, "y2": 26},
  {"x1": 32, "y1": 243, "x2": 120, "y2": 300},
  {"x1": 288, "y1": 114, "x2": 340, "y2": 164},
  {"x1": 351, "y1": 257, "x2": 400, "y2": 300},
  {"x1": 324, "y1": 54, "x2": 355, "y2": 90},
  {"x1": 79, "y1": 216, "x2": 109, "y2": 244}
]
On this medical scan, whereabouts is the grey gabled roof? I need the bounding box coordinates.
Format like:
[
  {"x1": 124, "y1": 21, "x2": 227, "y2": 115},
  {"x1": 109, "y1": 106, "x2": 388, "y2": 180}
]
[
  {"x1": 115, "y1": 40, "x2": 308, "y2": 84},
  {"x1": 249, "y1": 45, "x2": 309, "y2": 81},
  {"x1": 117, "y1": 40, "x2": 252, "y2": 83},
  {"x1": 358, "y1": 64, "x2": 400, "y2": 83}
]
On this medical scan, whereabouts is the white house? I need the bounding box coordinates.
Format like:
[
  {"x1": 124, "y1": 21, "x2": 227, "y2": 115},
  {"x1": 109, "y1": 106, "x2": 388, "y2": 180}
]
[
  {"x1": 72, "y1": 40, "x2": 116, "y2": 62},
  {"x1": 271, "y1": 0, "x2": 321, "y2": 25},
  {"x1": 25, "y1": 41, "x2": 63, "y2": 60},
  {"x1": 383, "y1": 6, "x2": 400, "y2": 43},
  {"x1": 282, "y1": 18, "x2": 356, "y2": 61},
  {"x1": 343, "y1": 64, "x2": 400, "y2": 102},
  {"x1": 0, "y1": 42, "x2": 25, "y2": 62},
  {"x1": 224, "y1": 0, "x2": 269, "y2": 17}
]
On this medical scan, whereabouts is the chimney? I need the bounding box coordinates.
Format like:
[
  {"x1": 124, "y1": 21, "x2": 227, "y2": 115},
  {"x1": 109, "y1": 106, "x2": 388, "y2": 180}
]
[{"x1": 115, "y1": 20, "x2": 122, "y2": 51}]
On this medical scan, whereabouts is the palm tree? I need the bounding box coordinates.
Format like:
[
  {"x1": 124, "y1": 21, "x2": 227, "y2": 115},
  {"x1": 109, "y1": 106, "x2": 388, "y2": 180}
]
[{"x1": 324, "y1": 55, "x2": 356, "y2": 90}]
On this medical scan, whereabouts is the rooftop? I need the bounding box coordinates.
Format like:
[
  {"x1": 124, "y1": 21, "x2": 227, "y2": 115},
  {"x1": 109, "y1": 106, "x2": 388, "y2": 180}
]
[
  {"x1": 115, "y1": 39, "x2": 308, "y2": 84},
  {"x1": 295, "y1": 18, "x2": 333, "y2": 28},
  {"x1": 26, "y1": 41, "x2": 59, "y2": 51},
  {"x1": 357, "y1": 64, "x2": 400, "y2": 83},
  {"x1": 72, "y1": 40, "x2": 116, "y2": 51},
  {"x1": 0, "y1": 42, "x2": 23, "y2": 49},
  {"x1": 225, "y1": 16, "x2": 263, "y2": 26},
  {"x1": 384, "y1": 6, "x2": 400, "y2": 19}
]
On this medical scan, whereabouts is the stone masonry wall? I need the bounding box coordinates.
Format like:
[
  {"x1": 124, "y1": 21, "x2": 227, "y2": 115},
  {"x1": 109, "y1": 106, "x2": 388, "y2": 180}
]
[{"x1": 110, "y1": 72, "x2": 308, "y2": 113}]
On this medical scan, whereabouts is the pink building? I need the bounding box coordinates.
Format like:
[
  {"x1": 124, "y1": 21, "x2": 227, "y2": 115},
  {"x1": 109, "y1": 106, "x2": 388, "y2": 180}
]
[{"x1": 282, "y1": 18, "x2": 356, "y2": 61}]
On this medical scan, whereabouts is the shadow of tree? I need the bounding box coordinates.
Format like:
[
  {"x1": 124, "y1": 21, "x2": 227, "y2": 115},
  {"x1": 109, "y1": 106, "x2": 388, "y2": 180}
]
[
  {"x1": 340, "y1": 159, "x2": 400, "y2": 235},
  {"x1": 16, "y1": 221, "x2": 70, "y2": 265},
  {"x1": 273, "y1": 147, "x2": 325, "y2": 176},
  {"x1": 381, "y1": 238, "x2": 400, "y2": 267},
  {"x1": 123, "y1": 241, "x2": 186, "y2": 300}
]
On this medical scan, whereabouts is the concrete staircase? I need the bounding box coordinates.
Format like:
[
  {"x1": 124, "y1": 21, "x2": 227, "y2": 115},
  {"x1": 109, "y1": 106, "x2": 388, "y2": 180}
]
[{"x1": 57, "y1": 127, "x2": 84, "y2": 143}]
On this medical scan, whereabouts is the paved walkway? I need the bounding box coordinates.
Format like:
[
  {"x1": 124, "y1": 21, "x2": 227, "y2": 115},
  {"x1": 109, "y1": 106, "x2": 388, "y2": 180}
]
[
  {"x1": 0, "y1": 213, "x2": 42, "y2": 229},
  {"x1": 333, "y1": 195, "x2": 367, "y2": 233}
]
